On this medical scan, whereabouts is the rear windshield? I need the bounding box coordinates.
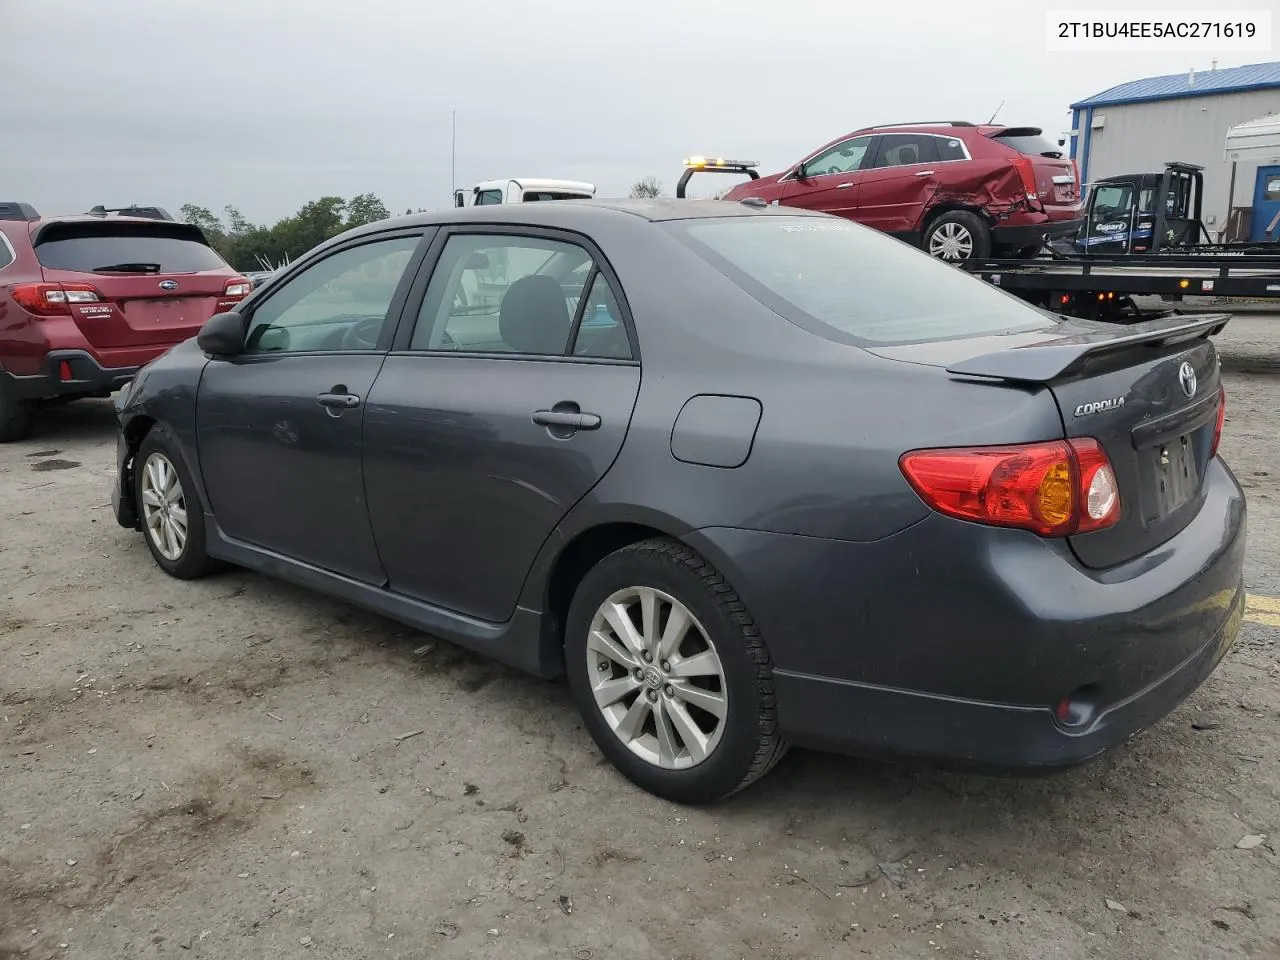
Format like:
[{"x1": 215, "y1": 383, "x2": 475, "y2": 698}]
[
  {"x1": 671, "y1": 216, "x2": 1049, "y2": 346},
  {"x1": 34, "y1": 222, "x2": 228, "y2": 274},
  {"x1": 990, "y1": 130, "x2": 1064, "y2": 159}
]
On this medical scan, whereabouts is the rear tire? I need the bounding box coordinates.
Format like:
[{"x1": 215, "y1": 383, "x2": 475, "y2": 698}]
[
  {"x1": 564, "y1": 538, "x2": 787, "y2": 804},
  {"x1": 0, "y1": 380, "x2": 36, "y2": 443},
  {"x1": 923, "y1": 210, "x2": 991, "y2": 262},
  {"x1": 133, "y1": 427, "x2": 219, "y2": 580}
]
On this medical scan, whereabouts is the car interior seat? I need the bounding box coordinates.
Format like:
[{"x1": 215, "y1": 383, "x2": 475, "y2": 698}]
[{"x1": 498, "y1": 274, "x2": 572, "y2": 355}]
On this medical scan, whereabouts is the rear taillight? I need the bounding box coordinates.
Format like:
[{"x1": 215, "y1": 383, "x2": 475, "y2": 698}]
[
  {"x1": 1009, "y1": 155, "x2": 1040, "y2": 204},
  {"x1": 1212, "y1": 385, "x2": 1226, "y2": 458},
  {"x1": 899, "y1": 438, "x2": 1121, "y2": 537},
  {"x1": 223, "y1": 277, "x2": 251, "y2": 299},
  {"x1": 1070, "y1": 159, "x2": 1082, "y2": 200},
  {"x1": 9, "y1": 282, "x2": 103, "y2": 317}
]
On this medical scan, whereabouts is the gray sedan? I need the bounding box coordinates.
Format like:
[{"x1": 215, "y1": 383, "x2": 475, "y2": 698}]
[{"x1": 111, "y1": 199, "x2": 1246, "y2": 803}]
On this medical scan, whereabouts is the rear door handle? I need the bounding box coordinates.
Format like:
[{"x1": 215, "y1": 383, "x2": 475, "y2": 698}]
[
  {"x1": 532, "y1": 409, "x2": 601, "y2": 430},
  {"x1": 317, "y1": 392, "x2": 361, "y2": 409},
  {"x1": 914, "y1": 170, "x2": 935, "y2": 177}
]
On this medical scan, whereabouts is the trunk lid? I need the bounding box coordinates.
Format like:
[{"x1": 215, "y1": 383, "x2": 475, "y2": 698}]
[
  {"x1": 869, "y1": 313, "x2": 1230, "y2": 569},
  {"x1": 33, "y1": 218, "x2": 241, "y2": 350}
]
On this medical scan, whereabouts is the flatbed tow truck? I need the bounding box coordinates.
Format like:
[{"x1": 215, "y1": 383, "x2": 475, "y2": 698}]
[
  {"x1": 958, "y1": 161, "x2": 1280, "y2": 321},
  {"x1": 677, "y1": 155, "x2": 1280, "y2": 322}
]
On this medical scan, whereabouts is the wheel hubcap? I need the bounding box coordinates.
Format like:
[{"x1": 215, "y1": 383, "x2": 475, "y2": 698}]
[
  {"x1": 929, "y1": 221, "x2": 974, "y2": 260},
  {"x1": 586, "y1": 586, "x2": 728, "y2": 770},
  {"x1": 140, "y1": 452, "x2": 188, "y2": 562}
]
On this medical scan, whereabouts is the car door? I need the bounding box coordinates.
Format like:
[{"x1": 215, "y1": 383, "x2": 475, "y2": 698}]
[
  {"x1": 1249, "y1": 165, "x2": 1280, "y2": 242},
  {"x1": 362, "y1": 228, "x2": 641, "y2": 623},
  {"x1": 779, "y1": 135, "x2": 877, "y2": 220},
  {"x1": 856, "y1": 133, "x2": 944, "y2": 236},
  {"x1": 196, "y1": 229, "x2": 430, "y2": 583}
]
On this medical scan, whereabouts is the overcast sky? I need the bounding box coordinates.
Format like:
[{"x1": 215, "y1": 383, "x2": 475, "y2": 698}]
[{"x1": 1, "y1": 0, "x2": 1272, "y2": 225}]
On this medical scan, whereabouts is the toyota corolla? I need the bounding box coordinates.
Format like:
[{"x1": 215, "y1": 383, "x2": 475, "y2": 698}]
[{"x1": 111, "y1": 199, "x2": 1245, "y2": 803}]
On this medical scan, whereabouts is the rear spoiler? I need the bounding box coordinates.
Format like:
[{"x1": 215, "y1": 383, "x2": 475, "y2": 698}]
[{"x1": 946, "y1": 313, "x2": 1230, "y2": 383}]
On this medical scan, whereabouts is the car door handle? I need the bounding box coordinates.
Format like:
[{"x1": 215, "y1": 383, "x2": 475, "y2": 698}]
[
  {"x1": 317, "y1": 392, "x2": 361, "y2": 409},
  {"x1": 914, "y1": 170, "x2": 936, "y2": 177},
  {"x1": 836, "y1": 182, "x2": 853, "y2": 189},
  {"x1": 532, "y1": 409, "x2": 601, "y2": 430}
]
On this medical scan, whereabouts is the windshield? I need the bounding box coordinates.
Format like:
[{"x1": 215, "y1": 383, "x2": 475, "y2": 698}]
[{"x1": 671, "y1": 216, "x2": 1051, "y2": 346}]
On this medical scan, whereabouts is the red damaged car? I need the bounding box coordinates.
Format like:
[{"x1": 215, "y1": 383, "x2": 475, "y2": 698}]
[{"x1": 721, "y1": 122, "x2": 1082, "y2": 261}]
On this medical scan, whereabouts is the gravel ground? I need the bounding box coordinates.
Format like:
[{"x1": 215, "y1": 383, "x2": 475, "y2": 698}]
[{"x1": 2, "y1": 309, "x2": 1279, "y2": 960}]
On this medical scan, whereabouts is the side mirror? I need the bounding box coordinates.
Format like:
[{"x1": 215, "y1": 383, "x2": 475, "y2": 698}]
[
  {"x1": 197, "y1": 311, "x2": 246, "y2": 357},
  {"x1": 453, "y1": 189, "x2": 466, "y2": 208},
  {"x1": 793, "y1": 162, "x2": 808, "y2": 182}
]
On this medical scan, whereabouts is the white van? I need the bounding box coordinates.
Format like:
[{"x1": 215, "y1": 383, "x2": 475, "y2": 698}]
[{"x1": 453, "y1": 178, "x2": 596, "y2": 207}]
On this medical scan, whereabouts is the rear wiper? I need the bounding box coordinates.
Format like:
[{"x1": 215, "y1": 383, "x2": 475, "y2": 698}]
[{"x1": 92, "y1": 262, "x2": 163, "y2": 273}]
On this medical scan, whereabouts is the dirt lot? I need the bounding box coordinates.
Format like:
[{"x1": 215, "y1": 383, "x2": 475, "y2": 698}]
[{"x1": 2, "y1": 307, "x2": 1279, "y2": 960}]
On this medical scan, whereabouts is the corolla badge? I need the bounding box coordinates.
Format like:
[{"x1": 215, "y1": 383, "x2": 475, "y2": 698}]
[
  {"x1": 1074, "y1": 396, "x2": 1125, "y2": 417},
  {"x1": 1178, "y1": 361, "x2": 1197, "y2": 399},
  {"x1": 158, "y1": 279, "x2": 178, "y2": 291}
]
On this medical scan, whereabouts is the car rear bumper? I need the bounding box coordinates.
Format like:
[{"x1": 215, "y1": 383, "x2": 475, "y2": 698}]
[
  {"x1": 991, "y1": 217, "x2": 1082, "y2": 250},
  {"x1": 685, "y1": 457, "x2": 1247, "y2": 771},
  {"x1": 1, "y1": 350, "x2": 138, "y2": 401}
]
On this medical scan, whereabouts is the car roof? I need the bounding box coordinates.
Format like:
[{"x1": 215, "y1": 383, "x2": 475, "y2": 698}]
[
  {"x1": 348, "y1": 198, "x2": 826, "y2": 235},
  {"x1": 473, "y1": 178, "x2": 596, "y2": 193}
]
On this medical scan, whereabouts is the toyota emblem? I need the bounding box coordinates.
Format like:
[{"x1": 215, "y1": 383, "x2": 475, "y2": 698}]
[
  {"x1": 158, "y1": 279, "x2": 178, "y2": 291},
  {"x1": 1178, "y1": 361, "x2": 1197, "y2": 399}
]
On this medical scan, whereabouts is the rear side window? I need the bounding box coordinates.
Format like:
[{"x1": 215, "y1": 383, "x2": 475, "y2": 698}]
[
  {"x1": 672, "y1": 216, "x2": 1047, "y2": 346},
  {"x1": 33, "y1": 222, "x2": 228, "y2": 273},
  {"x1": 0, "y1": 229, "x2": 15, "y2": 270},
  {"x1": 989, "y1": 129, "x2": 1064, "y2": 159},
  {"x1": 869, "y1": 134, "x2": 940, "y2": 168}
]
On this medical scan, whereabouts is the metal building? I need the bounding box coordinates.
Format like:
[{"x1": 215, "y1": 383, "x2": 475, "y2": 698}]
[{"x1": 1069, "y1": 61, "x2": 1280, "y2": 242}]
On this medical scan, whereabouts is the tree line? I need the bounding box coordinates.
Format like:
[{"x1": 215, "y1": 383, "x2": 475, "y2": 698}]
[
  {"x1": 185, "y1": 178, "x2": 720, "y2": 271},
  {"x1": 179, "y1": 194, "x2": 418, "y2": 272}
]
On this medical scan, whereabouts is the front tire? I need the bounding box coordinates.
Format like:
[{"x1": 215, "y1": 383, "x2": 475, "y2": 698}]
[
  {"x1": 565, "y1": 539, "x2": 787, "y2": 804},
  {"x1": 923, "y1": 210, "x2": 991, "y2": 261},
  {"x1": 133, "y1": 427, "x2": 218, "y2": 579}
]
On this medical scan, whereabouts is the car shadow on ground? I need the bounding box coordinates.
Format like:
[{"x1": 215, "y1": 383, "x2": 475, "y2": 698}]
[{"x1": 26, "y1": 397, "x2": 119, "y2": 445}]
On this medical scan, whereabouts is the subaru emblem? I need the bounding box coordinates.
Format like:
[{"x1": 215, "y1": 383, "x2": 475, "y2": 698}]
[
  {"x1": 158, "y1": 279, "x2": 178, "y2": 291},
  {"x1": 1178, "y1": 361, "x2": 1197, "y2": 399}
]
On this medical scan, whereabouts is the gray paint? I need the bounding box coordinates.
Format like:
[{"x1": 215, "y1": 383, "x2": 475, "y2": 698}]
[
  {"x1": 1082, "y1": 89, "x2": 1280, "y2": 239},
  {"x1": 670, "y1": 395, "x2": 762, "y2": 468},
  {"x1": 112, "y1": 199, "x2": 1247, "y2": 768}
]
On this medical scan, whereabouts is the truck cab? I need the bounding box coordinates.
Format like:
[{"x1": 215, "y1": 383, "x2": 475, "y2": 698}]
[
  {"x1": 1072, "y1": 162, "x2": 1209, "y2": 255},
  {"x1": 453, "y1": 178, "x2": 596, "y2": 207}
]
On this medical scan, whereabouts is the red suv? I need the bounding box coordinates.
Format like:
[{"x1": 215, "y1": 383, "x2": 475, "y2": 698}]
[
  {"x1": 721, "y1": 122, "x2": 1082, "y2": 261},
  {"x1": 0, "y1": 202, "x2": 249, "y2": 441}
]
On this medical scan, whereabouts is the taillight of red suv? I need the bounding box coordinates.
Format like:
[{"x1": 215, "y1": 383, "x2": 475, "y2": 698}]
[{"x1": 9, "y1": 282, "x2": 104, "y2": 316}]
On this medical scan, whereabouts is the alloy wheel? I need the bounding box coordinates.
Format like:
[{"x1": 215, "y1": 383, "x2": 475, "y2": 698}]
[
  {"x1": 586, "y1": 586, "x2": 728, "y2": 769},
  {"x1": 928, "y1": 221, "x2": 975, "y2": 260},
  {"x1": 140, "y1": 452, "x2": 188, "y2": 561}
]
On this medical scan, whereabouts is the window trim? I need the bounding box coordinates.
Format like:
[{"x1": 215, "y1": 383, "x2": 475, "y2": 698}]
[
  {"x1": 231, "y1": 227, "x2": 434, "y2": 360},
  {"x1": 390, "y1": 224, "x2": 640, "y2": 365}
]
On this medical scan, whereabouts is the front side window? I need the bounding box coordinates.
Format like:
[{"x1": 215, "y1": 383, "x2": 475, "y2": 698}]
[
  {"x1": 1092, "y1": 185, "x2": 1133, "y2": 218},
  {"x1": 804, "y1": 136, "x2": 873, "y2": 177},
  {"x1": 243, "y1": 236, "x2": 419, "y2": 354},
  {"x1": 672, "y1": 216, "x2": 1049, "y2": 346},
  {"x1": 474, "y1": 190, "x2": 504, "y2": 206},
  {"x1": 412, "y1": 234, "x2": 596, "y2": 355}
]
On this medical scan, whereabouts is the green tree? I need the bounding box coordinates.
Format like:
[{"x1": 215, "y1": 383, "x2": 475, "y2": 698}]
[
  {"x1": 346, "y1": 193, "x2": 391, "y2": 227},
  {"x1": 629, "y1": 176, "x2": 663, "y2": 199}
]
